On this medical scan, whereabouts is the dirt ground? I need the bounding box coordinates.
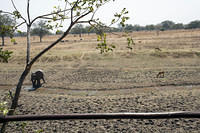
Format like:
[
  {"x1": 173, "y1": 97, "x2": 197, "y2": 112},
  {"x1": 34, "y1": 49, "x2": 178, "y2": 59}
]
[
  {"x1": 0, "y1": 85, "x2": 200, "y2": 132},
  {"x1": 1, "y1": 29, "x2": 200, "y2": 132}
]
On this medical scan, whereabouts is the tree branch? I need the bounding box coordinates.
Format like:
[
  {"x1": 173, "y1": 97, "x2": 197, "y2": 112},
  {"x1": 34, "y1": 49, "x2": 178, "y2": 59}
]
[
  {"x1": 70, "y1": 0, "x2": 80, "y2": 24},
  {"x1": 29, "y1": 11, "x2": 91, "y2": 67},
  {"x1": 27, "y1": 0, "x2": 31, "y2": 24},
  {"x1": 0, "y1": 11, "x2": 14, "y2": 16},
  {"x1": 10, "y1": 0, "x2": 27, "y2": 23},
  {"x1": 11, "y1": 0, "x2": 18, "y2": 13},
  {"x1": 15, "y1": 22, "x2": 26, "y2": 29},
  {"x1": 30, "y1": 9, "x2": 71, "y2": 25},
  {"x1": 37, "y1": 17, "x2": 69, "y2": 21},
  {"x1": 76, "y1": 20, "x2": 92, "y2": 24}
]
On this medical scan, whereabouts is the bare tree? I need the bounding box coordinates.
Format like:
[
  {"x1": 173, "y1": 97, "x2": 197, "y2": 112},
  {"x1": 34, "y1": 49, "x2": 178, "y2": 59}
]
[{"x1": 0, "y1": 0, "x2": 129, "y2": 132}]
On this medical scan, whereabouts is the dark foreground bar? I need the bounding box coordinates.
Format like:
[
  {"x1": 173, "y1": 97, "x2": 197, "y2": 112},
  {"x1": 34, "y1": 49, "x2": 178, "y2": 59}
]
[{"x1": 1, "y1": 111, "x2": 200, "y2": 123}]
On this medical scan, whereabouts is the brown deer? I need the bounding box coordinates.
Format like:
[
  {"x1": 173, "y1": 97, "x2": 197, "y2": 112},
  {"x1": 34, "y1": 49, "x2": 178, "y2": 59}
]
[
  {"x1": 156, "y1": 71, "x2": 165, "y2": 78},
  {"x1": 155, "y1": 47, "x2": 162, "y2": 52}
]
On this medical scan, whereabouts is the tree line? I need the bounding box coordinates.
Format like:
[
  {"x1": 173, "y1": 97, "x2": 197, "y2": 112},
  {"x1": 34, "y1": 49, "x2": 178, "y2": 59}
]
[
  {"x1": 123, "y1": 20, "x2": 200, "y2": 32},
  {"x1": 69, "y1": 20, "x2": 200, "y2": 34},
  {"x1": 1, "y1": 12, "x2": 200, "y2": 46}
]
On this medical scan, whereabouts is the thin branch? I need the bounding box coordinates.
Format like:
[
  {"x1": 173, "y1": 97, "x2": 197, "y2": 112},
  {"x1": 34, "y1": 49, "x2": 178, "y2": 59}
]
[
  {"x1": 11, "y1": 0, "x2": 18, "y2": 12},
  {"x1": 91, "y1": 6, "x2": 100, "y2": 21},
  {"x1": 90, "y1": 0, "x2": 112, "y2": 21},
  {"x1": 27, "y1": 0, "x2": 31, "y2": 24},
  {"x1": 71, "y1": 0, "x2": 80, "y2": 24},
  {"x1": 65, "y1": 0, "x2": 72, "y2": 8},
  {"x1": 73, "y1": 9, "x2": 90, "y2": 20},
  {"x1": 29, "y1": 11, "x2": 91, "y2": 67},
  {"x1": 71, "y1": 6, "x2": 74, "y2": 23},
  {"x1": 64, "y1": 1, "x2": 68, "y2": 16},
  {"x1": 74, "y1": 11, "x2": 92, "y2": 25},
  {"x1": 0, "y1": 11, "x2": 14, "y2": 16},
  {"x1": 76, "y1": 20, "x2": 92, "y2": 24},
  {"x1": 30, "y1": 9, "x2": 71, "y2": 25},
  {"x1": 59, "y1": 1, "x2": 69, "y2": 27},
  {"x1": 15, "y1": 22, "x2": 26, "y2": 28},
  {"x1": 0, "y1": 11, "x2": 26, "y2": 31},
  {"x1": 9, "y1": 0, "x2": 27, "y2": 23},
  {"x1": 38, "y1": 17, "x2": 69, "y2": 21},
  {"x1": 88, "y1": 13, "x2": 123, "y2": 36}
]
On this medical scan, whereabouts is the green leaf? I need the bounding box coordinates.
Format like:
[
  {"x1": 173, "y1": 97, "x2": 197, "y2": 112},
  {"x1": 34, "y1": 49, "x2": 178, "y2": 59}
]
[
  {"x1": 17, "y1": 30, "x2": 22, "y2": 34},
  {"x1": 52, "y1": 16, "x2": 57, "y2": 21},
  {"x1": 11, "y1": 38, "x2": 16, "y2": 43},
  {"x1": 3, "y1": 109, "x2": 8, "y2": 115},
  {"x1": 0, "y1": 48, "x2": 13, "y2": 63},
  {"x1": 97, "y1": 35, "x2": 102, "y2": 41}
]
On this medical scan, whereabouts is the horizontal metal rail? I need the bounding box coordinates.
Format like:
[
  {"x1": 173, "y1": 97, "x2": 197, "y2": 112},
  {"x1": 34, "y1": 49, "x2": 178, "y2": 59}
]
[{"x1": 1, "y1": 111, "x2": 200, "y2": 123}]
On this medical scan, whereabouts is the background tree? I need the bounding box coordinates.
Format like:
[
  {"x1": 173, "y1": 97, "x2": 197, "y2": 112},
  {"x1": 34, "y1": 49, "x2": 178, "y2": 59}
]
[
  {"x1": 124, "y1": 24, "x2": 134, "y2": 32},
  {"x1": 31, "y1": 20, "x2": 51, "y2": 42},
  {"x1": 132, "y1": 24, "x2": 143, "y2": 31},
  {"x1": 172, "y1": 23, "x2": 184, "y2": 29},
  {"x1": 84, "y1": 25, "x2": 95, "y2": 35},
  {"x1": 68, "y1": 19, "x2": 200, "y2": 33},
  {"x1": 160, "y1": 20, "x2": 175, "y2": 30},
  {"x1": 145, "y1": 24, "x2": 155, "y2": 31},
  {"x1": 185, "y1": 20, "x2": 200, "y2": 29},
  {"x1": 70, "y1": 24, "x2": 85, "y2": 37},
  {"x1": 55, "y1": 30, "x2": 64, "y2": 35},
  {"x1": 0, "y1": 13, "x2": 16, "y2": 46},
  {"x1": 14, "y1": 31, "x2": 27, "y2": 37}
]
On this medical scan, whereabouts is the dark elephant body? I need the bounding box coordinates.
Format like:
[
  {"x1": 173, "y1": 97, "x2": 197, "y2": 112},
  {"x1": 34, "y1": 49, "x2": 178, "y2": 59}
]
[{"x1": 31, "y1": 70, "x2": 45, "y2": 89}]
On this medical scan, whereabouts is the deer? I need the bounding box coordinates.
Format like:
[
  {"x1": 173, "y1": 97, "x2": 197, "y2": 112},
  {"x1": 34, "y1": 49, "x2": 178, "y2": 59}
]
[
  {"x1": 156, "y1": 71, "x2": 165, "y2": 78},
  {"x1": 155, "y1": 47, "x2": 162, "y2": 52}
]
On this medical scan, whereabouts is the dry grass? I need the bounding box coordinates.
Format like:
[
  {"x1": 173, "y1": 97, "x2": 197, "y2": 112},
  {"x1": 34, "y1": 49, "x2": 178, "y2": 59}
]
[{"x1": 1, "y1": 29, "x2": 200, "y2": 89}]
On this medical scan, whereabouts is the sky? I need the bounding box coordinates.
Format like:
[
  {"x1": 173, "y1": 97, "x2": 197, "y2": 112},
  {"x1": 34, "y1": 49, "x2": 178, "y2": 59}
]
[{"x1": 1, "y1": 0, "x2": 200, "y2": 31}]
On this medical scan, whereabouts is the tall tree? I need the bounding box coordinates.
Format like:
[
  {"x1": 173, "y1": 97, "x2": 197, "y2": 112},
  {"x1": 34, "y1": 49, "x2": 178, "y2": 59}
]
[
  {"x1": 0, "y1": 13, "x2": 15, "y2": 46},
  {"x1": 185, "y1": 20, "x2": 200, "y2": 29},
  {"x1": 31, "y1": 20, "x2": 50, "y2": 42},
  {"x1": 160, "y1": 20, "x2": 175, "y2": 30},
  {"x1": 145, "y1": 24, "x2": 155, "y2": 31},
  {"x1": 70, "y1": 24, "x2": 84, "y2": 37},
  {"x1": 0, "y1": 0, "x2": 129, "y2": 132},
  {"x1": 124, "y1": 24, "x2": 134, "y2": 32},
  {"x1": 172, "y1": 23, "x2": 184, "y2": 29}
]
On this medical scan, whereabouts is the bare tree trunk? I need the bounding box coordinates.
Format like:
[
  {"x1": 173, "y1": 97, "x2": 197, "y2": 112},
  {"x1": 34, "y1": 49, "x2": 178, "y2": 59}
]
[
  {"x1": 27, "y1": 26, "x2": 31, "y2": 64},
  {"x1": 0, "y1": 65, "x2": 31, "y2": 133},
  {"x1": 40, "y1": 35, "x2": 42, "y2": 42},
  {"x1": 1, "y1": 36, "x2": 5, "y2": 46},
  {"x1": 1, "y1": 25, "x2": 31, "y2": 133}
]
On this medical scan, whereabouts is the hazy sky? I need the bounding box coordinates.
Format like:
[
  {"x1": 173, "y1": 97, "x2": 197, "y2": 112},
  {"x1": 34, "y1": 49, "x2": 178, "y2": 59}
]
[{"x1": 1, "y1": 0, "x2": 200, "y2": 31}]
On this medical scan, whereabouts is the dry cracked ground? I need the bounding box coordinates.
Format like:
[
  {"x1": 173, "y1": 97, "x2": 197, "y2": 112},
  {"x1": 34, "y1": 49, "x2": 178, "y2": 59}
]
[{"x1": 0, "y1": 85, "x2": 200, "y2": 133}]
